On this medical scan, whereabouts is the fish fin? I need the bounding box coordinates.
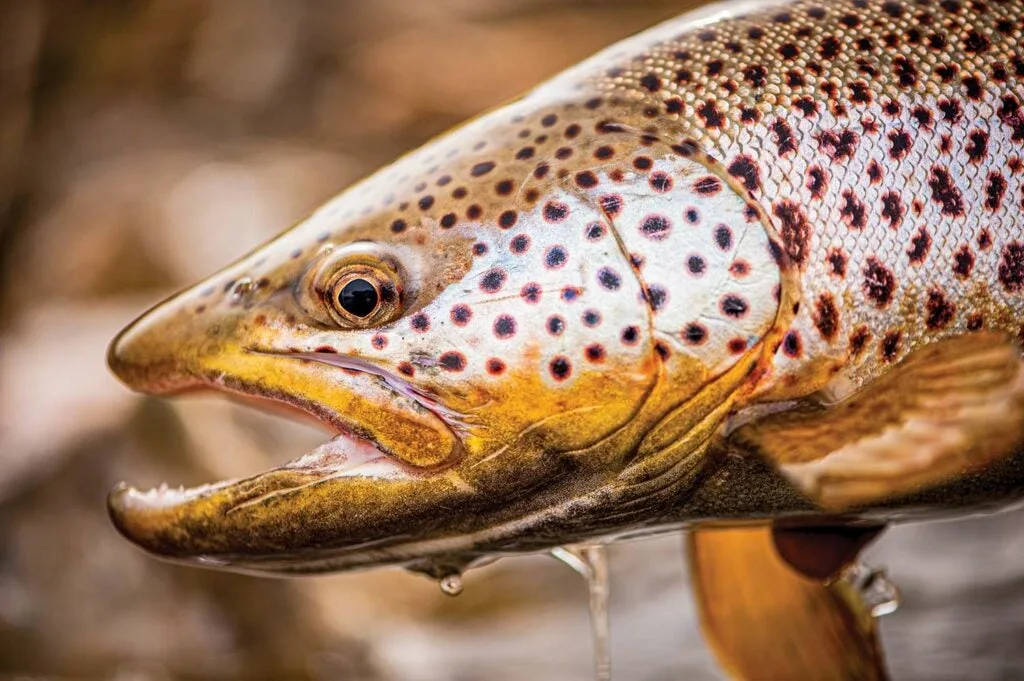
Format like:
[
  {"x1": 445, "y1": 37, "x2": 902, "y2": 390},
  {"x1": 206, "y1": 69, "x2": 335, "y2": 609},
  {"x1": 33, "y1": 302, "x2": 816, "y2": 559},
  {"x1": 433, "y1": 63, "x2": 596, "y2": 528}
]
[
  {"x1": 733, "y1": 332, "x2": 1024, "y2": 510},
  {"x1": 771, "y1": 523, "x2": 885, "y2": 582},
  {"x1": 687, "y1": 525, "x2": 890, "y2": 681}
]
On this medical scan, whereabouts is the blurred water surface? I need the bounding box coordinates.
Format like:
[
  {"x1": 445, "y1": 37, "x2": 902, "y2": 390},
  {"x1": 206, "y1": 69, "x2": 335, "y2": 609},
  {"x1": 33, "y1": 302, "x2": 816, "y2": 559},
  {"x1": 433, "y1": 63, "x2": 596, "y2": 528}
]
[{"x1": 1, "y1": 1, "x2": 1023, "y2": 679}]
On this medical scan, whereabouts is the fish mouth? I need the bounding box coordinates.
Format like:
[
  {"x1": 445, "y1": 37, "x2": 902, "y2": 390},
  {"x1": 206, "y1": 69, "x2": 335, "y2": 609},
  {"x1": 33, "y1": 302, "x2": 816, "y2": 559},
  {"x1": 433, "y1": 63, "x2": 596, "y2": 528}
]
[{"x1": 107, "y1": 350, "x2": 479, "y2": 573}]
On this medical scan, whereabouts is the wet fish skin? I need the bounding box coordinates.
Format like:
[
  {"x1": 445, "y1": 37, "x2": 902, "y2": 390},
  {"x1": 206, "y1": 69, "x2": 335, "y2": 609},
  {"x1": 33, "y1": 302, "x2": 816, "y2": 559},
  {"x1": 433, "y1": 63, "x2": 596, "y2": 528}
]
[{"x1": 105, "y1": 0, "x2": 1024, "y2": 574}]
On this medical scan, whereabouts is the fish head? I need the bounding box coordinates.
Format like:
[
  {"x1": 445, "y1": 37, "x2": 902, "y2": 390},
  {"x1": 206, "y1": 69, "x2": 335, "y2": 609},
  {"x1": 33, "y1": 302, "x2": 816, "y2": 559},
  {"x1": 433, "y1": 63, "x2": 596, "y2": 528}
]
[{"x1": 105, "y1": 101, "x2": 695, "y2": 574}]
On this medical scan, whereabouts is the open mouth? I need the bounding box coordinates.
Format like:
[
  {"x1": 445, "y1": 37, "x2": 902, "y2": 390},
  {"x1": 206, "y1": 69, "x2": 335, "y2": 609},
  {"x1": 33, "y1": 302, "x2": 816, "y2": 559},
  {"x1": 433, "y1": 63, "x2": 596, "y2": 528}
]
[{"x1": 108, "y1": 350, "x2": 468, "y2": 564}]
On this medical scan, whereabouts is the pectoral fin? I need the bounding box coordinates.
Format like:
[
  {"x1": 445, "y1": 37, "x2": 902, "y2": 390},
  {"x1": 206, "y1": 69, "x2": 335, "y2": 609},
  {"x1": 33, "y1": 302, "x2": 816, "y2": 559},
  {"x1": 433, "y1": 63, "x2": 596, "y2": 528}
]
[
  {"x1": 687, "y1": 525, "x2": 889, "y2": 681},
  {"x1": 733, "y1": 332, "x2": 1024, "y2": 509}
]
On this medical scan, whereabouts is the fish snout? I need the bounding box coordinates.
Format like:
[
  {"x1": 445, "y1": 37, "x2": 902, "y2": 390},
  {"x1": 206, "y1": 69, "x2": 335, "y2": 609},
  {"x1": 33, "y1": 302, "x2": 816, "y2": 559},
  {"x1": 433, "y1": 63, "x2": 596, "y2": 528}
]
[{"x1": 107, "y1": 293, "x2": 239, "y2": 395}]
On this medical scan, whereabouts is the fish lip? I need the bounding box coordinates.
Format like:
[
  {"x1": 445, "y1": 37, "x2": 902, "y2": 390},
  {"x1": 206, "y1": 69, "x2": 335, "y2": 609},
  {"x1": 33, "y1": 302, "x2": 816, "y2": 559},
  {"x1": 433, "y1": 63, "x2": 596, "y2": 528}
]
[
  {"x1": 110, "y1": 348, "x2": 464, "y2": 515},
  {"x1": 267, "y1": 349, "x2": 468, "y2": 435}
]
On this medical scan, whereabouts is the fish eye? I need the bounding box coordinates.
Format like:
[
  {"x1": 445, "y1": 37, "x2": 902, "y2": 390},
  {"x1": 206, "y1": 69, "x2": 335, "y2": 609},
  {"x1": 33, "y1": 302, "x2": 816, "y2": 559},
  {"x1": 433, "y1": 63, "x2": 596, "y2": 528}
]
[
  {"x1": 299, "y1": 246, "x2": 405, "y2": 329},
  {"x1": 337, "y1": 278, "x2": 380, "y2": 318},
  {"x1": 324, "y1": 264, "x2": 402, "y2": 327}
]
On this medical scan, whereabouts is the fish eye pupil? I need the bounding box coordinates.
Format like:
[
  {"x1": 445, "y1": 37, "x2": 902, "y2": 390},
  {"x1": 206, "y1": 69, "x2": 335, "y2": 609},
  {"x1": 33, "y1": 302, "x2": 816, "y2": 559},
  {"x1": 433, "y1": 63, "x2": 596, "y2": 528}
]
[{"x1": 338, "y1": 278, "x2": 379, "y2": 318}]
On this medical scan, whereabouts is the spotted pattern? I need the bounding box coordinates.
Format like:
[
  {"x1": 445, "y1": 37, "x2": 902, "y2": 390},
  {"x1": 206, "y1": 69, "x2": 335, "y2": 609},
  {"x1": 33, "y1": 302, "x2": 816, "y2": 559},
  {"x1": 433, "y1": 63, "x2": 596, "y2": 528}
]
[
  {"x1": 573, "y1": 0, "x2": 1024, "y2": 391},
  {"x1": 175, "y1": 0, "x2": 1024, "y2": 436}
]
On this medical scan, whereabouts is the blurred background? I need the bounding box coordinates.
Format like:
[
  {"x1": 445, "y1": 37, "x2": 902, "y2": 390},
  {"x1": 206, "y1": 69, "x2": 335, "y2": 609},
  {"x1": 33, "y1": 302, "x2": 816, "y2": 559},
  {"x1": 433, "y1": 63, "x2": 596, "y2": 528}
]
[{"x1": 1, "y1": 0, "x2": 1024, "y2": 679}]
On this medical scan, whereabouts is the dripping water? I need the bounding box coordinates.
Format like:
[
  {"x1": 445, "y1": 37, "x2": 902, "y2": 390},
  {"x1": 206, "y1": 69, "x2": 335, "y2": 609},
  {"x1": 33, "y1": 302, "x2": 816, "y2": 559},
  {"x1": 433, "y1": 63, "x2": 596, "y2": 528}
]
[
  {"x1": 550, "y1": 544, "x2": 611, "y2": 681},
  {"x1": 438, "y1": 572, "x2": 463, "y2": 597},
  {"x1": 841, "y1": 560, "x2": 901, "y2": 617}
]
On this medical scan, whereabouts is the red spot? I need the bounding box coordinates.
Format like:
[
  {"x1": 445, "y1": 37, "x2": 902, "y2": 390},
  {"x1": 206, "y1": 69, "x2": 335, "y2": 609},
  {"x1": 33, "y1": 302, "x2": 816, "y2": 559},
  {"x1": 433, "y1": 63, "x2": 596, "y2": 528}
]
[
  {"x1": 486, "y1": 358, "x2": 506, "y2": 375},
  {"x1": 371, "y1": 335, "x2": 388, "y2": 350},
  {"x1": 727, "y1": 337, "x2": 748, "y2": 354}
]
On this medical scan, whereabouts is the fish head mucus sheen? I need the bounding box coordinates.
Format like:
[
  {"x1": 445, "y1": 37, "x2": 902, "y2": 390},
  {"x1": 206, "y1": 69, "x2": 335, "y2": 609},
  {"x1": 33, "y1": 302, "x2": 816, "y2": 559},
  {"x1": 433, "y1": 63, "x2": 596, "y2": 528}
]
[{"x1": 105, "y1": 86, "x2": 787, "y2": 566}]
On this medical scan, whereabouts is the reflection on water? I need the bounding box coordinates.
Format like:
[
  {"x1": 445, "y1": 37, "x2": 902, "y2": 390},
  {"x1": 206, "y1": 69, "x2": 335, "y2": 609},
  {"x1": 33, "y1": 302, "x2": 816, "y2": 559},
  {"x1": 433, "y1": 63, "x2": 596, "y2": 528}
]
[{"x1": 1, "y1": 0, "x2": 1024, "y2": 678}]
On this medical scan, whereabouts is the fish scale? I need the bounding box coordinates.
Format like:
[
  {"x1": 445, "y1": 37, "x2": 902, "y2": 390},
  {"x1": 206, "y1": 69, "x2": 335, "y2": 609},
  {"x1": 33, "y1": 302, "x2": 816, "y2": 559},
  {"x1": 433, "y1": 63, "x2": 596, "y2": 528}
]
[{"x1": 568, "y1": 0, "x2": 1024, "y2": 398}]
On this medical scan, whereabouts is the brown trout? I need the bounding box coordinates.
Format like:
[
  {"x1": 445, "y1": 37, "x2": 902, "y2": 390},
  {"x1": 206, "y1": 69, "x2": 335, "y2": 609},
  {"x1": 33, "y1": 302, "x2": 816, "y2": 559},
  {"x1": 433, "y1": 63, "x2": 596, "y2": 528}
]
[{"x1": 107, "y1": 0, "x2": 1024, "y2": 585}]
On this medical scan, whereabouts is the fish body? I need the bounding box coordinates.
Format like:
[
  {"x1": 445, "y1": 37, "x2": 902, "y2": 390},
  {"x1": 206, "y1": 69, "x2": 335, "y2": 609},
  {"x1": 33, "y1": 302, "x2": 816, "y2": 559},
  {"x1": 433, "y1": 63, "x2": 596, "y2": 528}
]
[{"x1": 107, "y1": 0, "x2": 1024, "y2": 576}]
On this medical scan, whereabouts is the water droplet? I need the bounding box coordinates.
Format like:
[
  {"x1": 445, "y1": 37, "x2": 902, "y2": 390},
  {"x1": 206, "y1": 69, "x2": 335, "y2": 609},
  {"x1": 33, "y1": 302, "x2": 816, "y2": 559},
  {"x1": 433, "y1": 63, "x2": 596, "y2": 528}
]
[
  {"x1": 551, "y1": 545, "x2": 611, "y2": 681},
  {"x1": 439, "y1": 573, "x2": 463, "y2": 597},
  {"x1": 841, "y1": 561, "x2": 900, "y2": 617}
]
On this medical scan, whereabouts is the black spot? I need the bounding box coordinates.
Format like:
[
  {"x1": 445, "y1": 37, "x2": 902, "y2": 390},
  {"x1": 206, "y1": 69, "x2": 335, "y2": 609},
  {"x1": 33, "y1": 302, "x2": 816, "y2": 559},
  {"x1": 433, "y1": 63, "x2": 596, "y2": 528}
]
[
  {"x1": 929, "y1": 166, "x2": 965, "y2": 216},
  {"x1": 494, "y1": 315, "x2": 517, "y2": 338},
  {"x1": 806, "y1": 165, "x2": 828, "y2": 199},
  {"x1": 599, "y1": 194, "x2": 623, "y2": 217},
  {"x1": 881, "y1": 330, "x2": 902, "y2": 362},
  {"x1": 687, "y1": 255, "x2": 707, "y2": 275},
  {"x1": 683, "y1": 323, "x2": 708, "y2": 345},
  {"x1": 814, "y1": 293, "x2": 840, "y2": 341},
  {"x1": 575, "y1": 171, "x2": 598, "y2": 188},
  {"x1": 649, "y1": 172, "x2": 673, "y2": 192},
  {"x1": 598, "y1": 267, "x2": 622, "y2": 290},
  {"x1": 925, "y1": 289, "x2": 956, "y2": 329},
  {"x1": 646, "y1": 286, "x2": 668, "y2": 311},
  {"x1": 863, "y1": 258, "x2": 897, "y2": 307},
  {"x1": 390, "y1": 218, "x2": 407, "y2": 233},
  {"x1": 545, "y1": 246, "x2": 568, "y2": 269},
  {"x1": 697, "y1": 99, "x2": 725, "y2": 128},
  {"x1": 640, "y1": 214, "x2": 671, "y2": 240},
  {"x1": 839, "y1": 189, "x2": 867, "y2": 230},
  {"x1": 985, "y1": 172, "x2": 1007, "y2": 211},
  {"x1": 907, "y1": 227, "x2": 932, "y2": 265},
  {"x1": 999, "y1": 242, "x2": 1024, "y2": 292},
  {"x1": 693, "y1": 176, "x2": 722, "y2": 195},
  {"x1": 480, "y1": 268, "x2": 507, "y2": 293},
  {"x1": 714, "y1": 224, "x2": 733, "y2": 250},
  {"x1": 640, "y1": 73, "x2": 662, "y2": 92},
  {"x1": 872, "y1": 191, "x2": 902, "y2": 232},
  {"x1": 818, "y1": 129, "x2": 859, "y2": 161},
  {"x1": 966, "y1": 130, "x2": 989, "y2": 163},
  {"x1": 744, "y1": 64, "x2": 767, "y2": 87},
  {"x1": 411, "y1": 312, "x2": 430, "y2": 331},
  {"x1": 451, "y1": 304, "x2": 472, "y2": 325},
  {"x1": 499, "y1": 210, "x2": 517, "y2": 229},
  {"x1": 470, "y1": 161, "x2": 495, "y2": 176},
  {"x1": 543, "y1": 201, "x2": 569, "y2": 222},
  {"x1": 819, "y1": 35, "x2": 842, "y2": 60},
  {"x1": 728, "y1": 155, "x2": 762, "y2": 193},
  {"x1": 549, "y1": 356, "x2": 572, "y2": 381},
  {"x1": 773, "y1": 200, "x2": 811, "y2": 267},
  {"x1": 547, "y1": 315, "x2": 565, "y2": 336},
  {"x1": 720, "y1": 295, "x2": 749, "y2": 318},
  {"x1": 439, "y1": 351, "x2": 466, "y2": 371},
  {"x1": 440, "y1": 213, "x2": 457, "y2": 228},
  {"x1": 770, "y1": 119, "x2": 797, "y2": 156},
  {"x1": 582, "y1": 309, "x2": 602, "y2": 327},
  {"x1": 953, "y1": 245, "x2": 975, "y2": 279}
]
